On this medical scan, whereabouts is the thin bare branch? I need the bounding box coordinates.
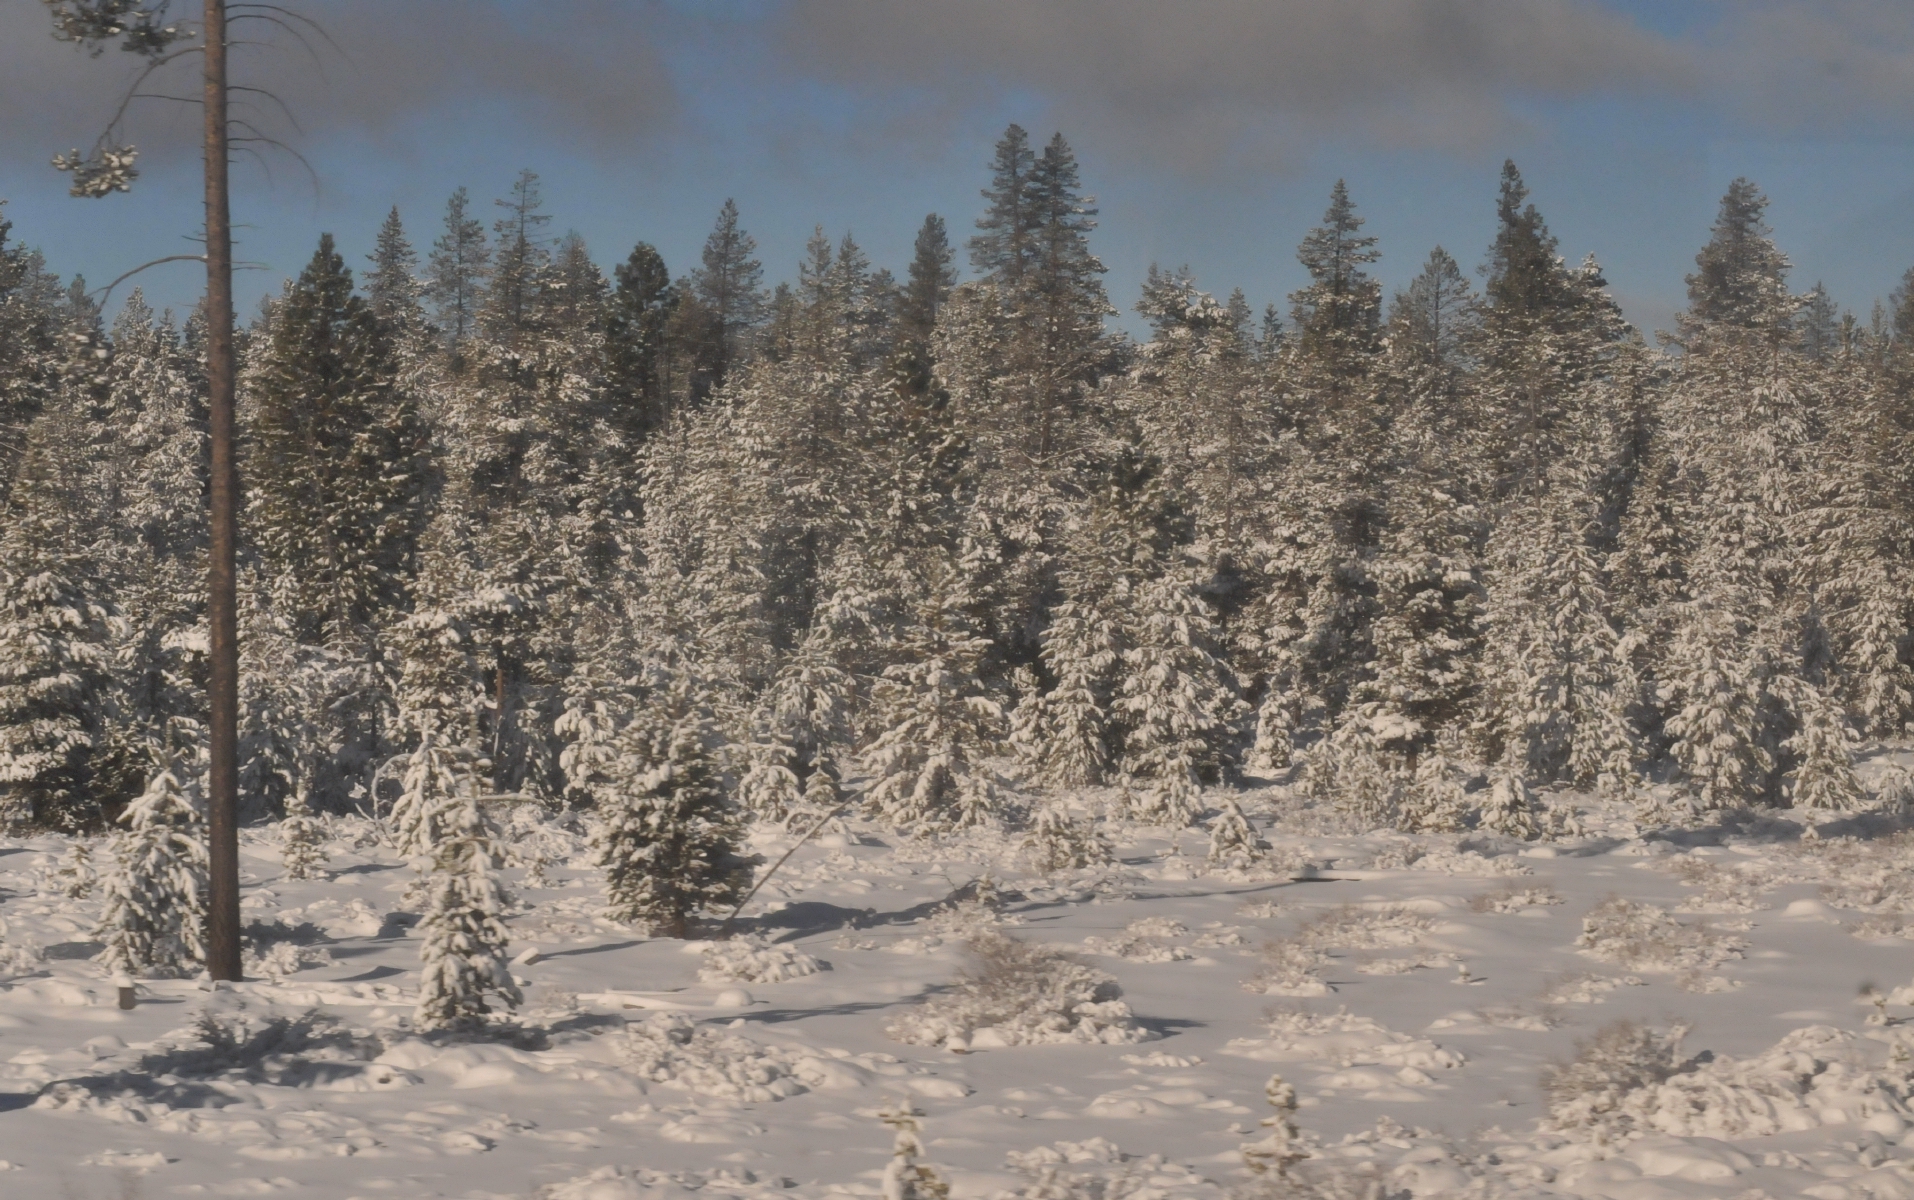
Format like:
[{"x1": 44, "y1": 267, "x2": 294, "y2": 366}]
[
  {"x1": 228, "y1": 129, "x2": 319, "y2": 197},
  {"x1": 89, "y1": 254, "x2": 208, "y2": 306},
  {"x1": 99, "y1": 45, "x2": 205, "y2": 142},
  {"x1": 228, "y1": 84, "x2": 302, "y2": 136},
  {"x1": 226, "y1": 16, "x2": 324, "y2": 76}
]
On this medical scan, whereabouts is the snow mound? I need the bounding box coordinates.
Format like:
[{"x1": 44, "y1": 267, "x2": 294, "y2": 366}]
[
  {"x1": 698, "y1": 935, "x2": 825, "y2": 984},
  {"x1": 1224, "y1": 1007, "x2": 1464, "y2": 1072},
  {"x1": 1546, "y1": 1021, "x2": 1914, "y2": 1143},
  {"x1": 617, "y1": 1012, "x2": 809, "y2": 1104},
  {"x1": 886, "y1": 930, "x2": 1154, "y2": 1049}
]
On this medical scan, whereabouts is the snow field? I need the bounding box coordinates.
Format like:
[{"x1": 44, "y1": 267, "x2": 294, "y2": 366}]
[{"x1": 6, "y1": 780, "x2": 1914, "y2": 1197}]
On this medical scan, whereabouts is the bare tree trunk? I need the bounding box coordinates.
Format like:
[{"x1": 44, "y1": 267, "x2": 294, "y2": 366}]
[{"x1": 202, "y1": 0, "x2": 243, "y2": 983}]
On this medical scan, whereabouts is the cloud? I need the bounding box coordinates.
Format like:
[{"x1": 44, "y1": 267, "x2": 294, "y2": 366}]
[
  {"x1": 0, "y1": 0, "x2": 678, "y2": 165},
  {"x1": 1704, "y1": 1, "x2": 1914, "y2": 134},
  {"x1": 767, "y1": 0, "x2": 1697, "y2": 166}
]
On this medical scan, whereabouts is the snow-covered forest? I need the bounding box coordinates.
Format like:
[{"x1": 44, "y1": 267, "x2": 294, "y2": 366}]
[
  {"x1": 4, "y1": 124, "x2": 1914, "y2": 1198},
  {"x1": 2, "y1": 129, "x2": 1905, "y2": 853}
]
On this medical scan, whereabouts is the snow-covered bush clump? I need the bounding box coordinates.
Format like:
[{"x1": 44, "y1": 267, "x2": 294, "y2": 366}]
[
  {"x1": 1225, "y1": 1007, "x2": 1464, "y2": 1073},
  {"x1": 1083, "y1": 917, "x2": 1194, "y2": 963},
  {"x1": 617, "y1": 1012, "x2": 807, "y2": 1104},
  {"x1": 699, "y1": 934, "x2": 825, "y2": 983},
  {"x1": 1468, "y1": 884, "x2": 1563, "y2": 913},
  {"x1": 1573, "y1": 896, "x2": 1746, "y2": 977},
  {"x1": 1245, "y1": 940, "x2": 1330, "y2": 997},
  {"x1": 886, "y1": 930, "x2": 1153, "y2": 1050},
  {"x1": 1662, "y1": 854, "x2": 1774, "y2": 912},
  {"x1": 1546, "y1": 1021, "x2": 1914, "y2": 1143}
]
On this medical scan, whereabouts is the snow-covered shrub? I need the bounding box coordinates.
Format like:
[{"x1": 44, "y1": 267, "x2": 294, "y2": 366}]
[
  {"x1": 1227, "y1": 1007, "x2": 1465, "y2": 1073},
  {"x1": 1298, "y1": 904, "x2": 1432, "y2": 950},
  {"x1": 1537, "y1": 973, "x2": 1645, "y2": 1005},
  {"x1": 1024, "y1": 800, "x2": 1115, "y2": 874},
  {"x1": 244, "y1": 940, "x2": 333, "y2": 979},
  {"x1": 1245, "y1": 939, "x2": 1330, "y2": 997},
  {"x1": 1662, "y1": 855, "x2": 1772, "y2": 912},
  {"x1": 1546, "y1": 1022, "x2": 1914, "y2": 1144},
  {"x1": 1082, "y1": 918, "x2": 1194, "y2": 963},
  {"x1": 1542, "y1": 1021, "x2": 1694, "y2": 1141},
  {"x1": 1241, "y1": 1073, "x2": 1305, "y2": 1180},
  {"x1": 699, "y1": 934, "x2": 825, "y2": 984},
  {"x1": 1467, "y1": 884, "x2": 1563, "y2": 913},
  {"x1": 54, "y1": 838, "x2": 96, "y2": 898},
  {"x1": 617, "y1": 1011, "x2": 806, "y2": 1104},
  {"x1": 885, "y1": 930, "x2": 1153, "y2": 1049},
  {"x1": 1206, "y1": 798, "x2": 1266, "y2": 871},
  {"x1": 1573, "y1": 896, "x2": 1746, "y2": 975}
]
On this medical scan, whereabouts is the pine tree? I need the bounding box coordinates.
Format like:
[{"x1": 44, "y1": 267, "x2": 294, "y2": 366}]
[
  {"x1": 1023, "y1": 796, "x2": 1114, "y2": 873},
  {"x1": 390, "y1": 719, "x2": 484, "y2": 861},
  {"x1": 1663, "y1": 597, "x2": 1770, "y2": 812},
  {"x1": 688, "y1": 198, "x2": 767, "y2": 398},
  {"x1": 365, "y1": 207, "x2": 428, "y2": 340},
  {"x1": 279, "y1": 781, "x2": 327, "y2": 880},
  {"x1": 484, "y1": 169, "x2": 553, "y2": 345},
  {"x1": 249, "y1": 233, "x2": 430, "y2": 646},
  {"x1": 97, "y1": 763, "x2": 208, "y2": 978},
  {"x1": 1782, "y1": 679, "x2": 1865, "y2": 811},
  {"x1": 878, "y1": 1100, "x2": 949, "y2": 1200},
  {"x1": 1479, "y1": 751, "x2": 1542, "y2": 839},
  {"x1": 1389, "y1": 246, "x2": 1479, "y2": 371},
  {"x1": 425, "y1": 186, "x2": 490, "y2": 366},
  {"x1": 1484, "y1": 160, "x2": 1566, "y2": 324},
  {"x1": 899, "y1": 213, "x2": 956, "y2": 352},
  {"x1": 1241, "y1": 1074, "x2": 1306, "y2": 1180},
  {"x1": 414, "y1": 781, "x2": 521, "y2": 1032},
  {"x1": 863, "y1": 584, "x2": 1004, "y2": 833},
  {"x1": 605, "y1": 241, "x2": 678, "y2": 441},
  {"x1": 594, "y1": 697, "x2": 751, "y2": 937},
  {"x1": 1206, "y1": 796, "x2": 1265, "y2": 870},
  {"x1": 969, "y1": 125, "x2": 1039, "y2": 286},
  {"x1": 1027, "y1": 598, "x2": 1121, "y2": 787},
  {"x1": 1115, "y1": 573, "x2": 1241, "y2": 825},
  {"x1": 0, "y1": 405, "x2": 114, "y2": 830},
  {"x1": 1683, "y1": 178, "x2": 1793, "y2": 338},
  {"x1": 1289, "y1": 179, "x2": 1382, "y2": 375}
]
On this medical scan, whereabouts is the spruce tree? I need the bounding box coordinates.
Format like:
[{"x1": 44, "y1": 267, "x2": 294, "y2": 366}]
[
  {"x1": 0, "y1": 407, "x2": 114, "y2": 830},
  {"x1": 97, "y1": 763, "x2": 208, "y2": 978},
  {"x1": 425, "y1": 186, "x2": 490, "y2": 367},
  {"x1": 414, "y1": 781, "x2": 521, "y2": 1032},
  {"x1": 1389, "y1": 246, "x2": 1479, "y2": 371},
  {"x1": 1289, "y1": 180, "x2": 1382, "y2": 373},
  {"x1": 900, "y1": 213, "x2": 956, "y2": 351},
  {"x1": 595, "y1": 699, "x2": 751, "y2": 938},
  {"x1": 249, "y1": 233, "x2": 429, "y2": 646},
  {"x1": 1683, "y1": 178, "x2": 1793, "y2": 337},
  {"x1": 605, "y1": 241, "x2": 678, "y2": 441},
  {"x1": 689, "y1": 199, "x2": 767, "y2": 398}
]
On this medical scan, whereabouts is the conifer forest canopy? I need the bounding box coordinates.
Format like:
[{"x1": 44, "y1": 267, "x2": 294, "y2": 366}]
[{"x1": 1, "y1": 133, "x2": 1906, "y2": 847}]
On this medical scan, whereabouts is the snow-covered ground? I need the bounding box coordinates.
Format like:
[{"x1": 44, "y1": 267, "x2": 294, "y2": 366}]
[{"x1": 7, "y1": 762, "x2": 1914, "y2": 1199}]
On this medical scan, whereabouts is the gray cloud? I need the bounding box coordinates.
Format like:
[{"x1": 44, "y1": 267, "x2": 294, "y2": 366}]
[
  {"x1": 768, "y1": 0, "x2": 1698, "y2": 166},
  {"x1": 1705, "y1": 1, "x2": 1914, "y2": 134},
  {"x1": 0, "y1": 1, "x2": 678, "y2": 165}
]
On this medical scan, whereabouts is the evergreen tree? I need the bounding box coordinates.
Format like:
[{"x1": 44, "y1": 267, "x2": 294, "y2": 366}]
[
  {"x1": 0, "y1": 405, "x2": 114, "y2": 829},
  {"x1": 414, "y1": 781, "x2": 520, "y2": 1032},
  {"x1": 365, "y1": 207, "x2": 427, "y2": 339},
  {"x1": 1288, "y1": 179, "x2": 1382, "y2": 372},
  {"x1": 688, "y1": 198, "x2": 767, "y2": 398},
  {"x1": 969, "y1": 125, "x2": 1039, "y2": 286},
  {"x1": 249, "y1": 233, "x2": 430, "y2": 646},
  {"x1": 1483, "y1": 160, "x2": 1565, "y2": 324},
  {"x1": 1683, "y1": 178, "x2": 1793, "y2": 337},
  {"x1": 1115, "y1": 572, "x2": 1241, "y2": 825},
  {"x1": 900, "y1": 213, "x2": 956, "y2": 351},
  {"x1": 484, "y1": 169, "x2": 553, "y2": 345},
  {"x1": 97, "y1": 762, "x2": 207, "y2": 978},
  {"x1": 863, "y1": 580, "x2": 1004, "y2": 833},
  {"x1": 1206, "y1": 796, "x2": 1265, "y2": 870},
  {"x1": 425, "y1": 186, "x2": 490, "y2": 366},
  {"x1": 605, "y1": 241, "x2": 678, "y2": 441},
  {"x1": 279, "y1": 781, "x2": 327, "y2": 880},
  {"x1": 594, "y1": 697, "x2": 751, "y2": 937},
  {"x1": 1389, "y1": 246, "x2": 1479, "y2": 371}
]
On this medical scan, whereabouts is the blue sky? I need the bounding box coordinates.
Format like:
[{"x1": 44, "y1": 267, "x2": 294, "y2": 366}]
[{"x1": 5, "y1": 1, "x2": 1914, "y2": 340}]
